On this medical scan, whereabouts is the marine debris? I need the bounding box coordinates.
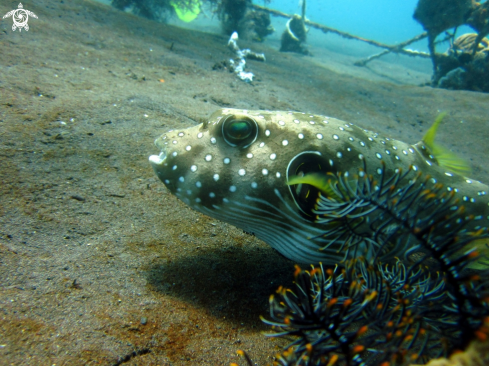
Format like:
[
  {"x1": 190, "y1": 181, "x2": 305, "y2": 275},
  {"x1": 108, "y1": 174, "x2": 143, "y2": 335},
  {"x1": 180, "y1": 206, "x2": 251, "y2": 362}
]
[
  {"x1": 227, "y1": 32, "x2": 265, "y2": 82},
  {"x1": 253, "y1": 4, "x2": 431, "y2": 62},
  {"x1": 280, "y1": 0, "x2": 310, "y2": 55},
  {"x1": 217, "y1": 0, "x2": 274, "y2": 41},
  {"x1": 413, "y1": 0, "x2": 489, "y2": 91},
  {"x1": 435, "y1": 33, "x2": 489, "y2": 92},
  {"x1": 111, "y1": 0, "x2": 202, "y2": 21}
]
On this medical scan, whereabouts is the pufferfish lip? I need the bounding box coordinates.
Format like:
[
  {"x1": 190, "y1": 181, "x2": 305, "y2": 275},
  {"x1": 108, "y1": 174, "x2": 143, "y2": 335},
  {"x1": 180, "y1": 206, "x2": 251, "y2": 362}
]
[
  {"x1": 148, "y1": 135, "x2": 168, "y2": 167},
  {"x1": 148, "y1": 150, "x2": 166, "y2": 166},
  {"x1": 149, "y1": 137, "x2": 167, "y2": 168}
]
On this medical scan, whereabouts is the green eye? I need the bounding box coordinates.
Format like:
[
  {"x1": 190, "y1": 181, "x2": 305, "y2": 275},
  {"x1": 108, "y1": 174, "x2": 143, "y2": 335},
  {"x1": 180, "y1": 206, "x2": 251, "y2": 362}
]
[
  {"x1": 228, "y1": 120, "x2": 252, "y2": 139},
  {"x1": 222, "y1": 115, "x2": 258, "y2": 147}
]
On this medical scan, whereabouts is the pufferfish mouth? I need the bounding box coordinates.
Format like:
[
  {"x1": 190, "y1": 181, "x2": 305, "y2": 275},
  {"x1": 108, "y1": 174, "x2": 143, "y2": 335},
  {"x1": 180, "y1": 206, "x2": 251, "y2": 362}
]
[
  {"x1": 149, "y1": 151, "x2": 166, "y2": 166},
  {"x1": 148, "y1": 136, "x2": 167, "y2": 169}
]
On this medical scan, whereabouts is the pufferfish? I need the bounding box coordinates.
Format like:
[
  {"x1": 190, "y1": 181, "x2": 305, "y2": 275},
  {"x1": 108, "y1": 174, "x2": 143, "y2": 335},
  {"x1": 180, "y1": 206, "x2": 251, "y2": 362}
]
[{"x1": 149, "y1": 109, "x2": 489, "y2": 264}]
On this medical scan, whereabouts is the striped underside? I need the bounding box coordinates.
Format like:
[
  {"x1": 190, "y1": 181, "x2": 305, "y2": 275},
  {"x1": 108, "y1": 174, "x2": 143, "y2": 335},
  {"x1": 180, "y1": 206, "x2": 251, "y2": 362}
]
[{"x1": 197, "y1": 188, "x2": 358, "y2": 264}]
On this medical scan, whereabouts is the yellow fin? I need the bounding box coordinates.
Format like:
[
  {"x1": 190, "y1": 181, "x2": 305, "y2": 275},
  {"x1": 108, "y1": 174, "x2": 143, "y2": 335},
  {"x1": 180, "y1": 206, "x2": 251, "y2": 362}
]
[
  {"x1": 170, "y1": 0, "x2": 201, "y2": 22},
  {"x1": 422, "y1": 112, "x2": 471, "y2": 176},
  {"x1": 287, "y1": 173, "x2": 341, "y2": 201}
]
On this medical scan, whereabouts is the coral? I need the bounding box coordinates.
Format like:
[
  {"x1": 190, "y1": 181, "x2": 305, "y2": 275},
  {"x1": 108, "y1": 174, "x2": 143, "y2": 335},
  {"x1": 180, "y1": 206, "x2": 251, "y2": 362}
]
[{"x1": 411, "y1": 338, "x2": 489, "y2": 366}]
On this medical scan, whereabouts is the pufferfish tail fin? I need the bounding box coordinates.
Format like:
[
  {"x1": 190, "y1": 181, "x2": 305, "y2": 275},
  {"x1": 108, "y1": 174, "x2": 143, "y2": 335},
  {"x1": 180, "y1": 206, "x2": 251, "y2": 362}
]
[{"x1": 422, "y1": 112, "x2": 472, "y2": 176}]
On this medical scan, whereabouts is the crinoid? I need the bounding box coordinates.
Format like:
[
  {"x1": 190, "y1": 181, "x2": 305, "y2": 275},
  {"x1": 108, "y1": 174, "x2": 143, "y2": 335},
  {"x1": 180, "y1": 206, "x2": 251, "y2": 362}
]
[
  {"x1": 310, "y1": 158, "x2": 488, "y2": 269},
  {"x1": 260, "y1": 258, "x2": 488, "y2": 366},
  {"x1": 233, "y1": 160, "x2": 489, "y2": 366}
]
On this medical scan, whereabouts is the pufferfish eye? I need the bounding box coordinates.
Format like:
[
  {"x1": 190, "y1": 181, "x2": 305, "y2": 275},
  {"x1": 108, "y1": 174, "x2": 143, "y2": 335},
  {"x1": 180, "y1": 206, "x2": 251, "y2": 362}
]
[{"x1": 221, "y1": 114, "x2": 258, "y2": 148}]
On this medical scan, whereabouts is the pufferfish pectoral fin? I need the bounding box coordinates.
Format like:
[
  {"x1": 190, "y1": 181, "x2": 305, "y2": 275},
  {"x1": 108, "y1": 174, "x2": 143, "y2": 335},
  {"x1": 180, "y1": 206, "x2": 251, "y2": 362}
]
[
  {"x1": 287, "y1": 173, "x2": 342, "y2": 201},
  {"x1": 422, "y1": 112, "x2": 472, "y2": 176}
]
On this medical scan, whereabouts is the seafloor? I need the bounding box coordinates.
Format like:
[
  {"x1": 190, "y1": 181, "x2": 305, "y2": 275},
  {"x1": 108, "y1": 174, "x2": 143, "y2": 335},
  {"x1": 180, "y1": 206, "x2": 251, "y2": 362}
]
[{"x1": 1, "y1": 0, "x2": 489, "y2": 365}]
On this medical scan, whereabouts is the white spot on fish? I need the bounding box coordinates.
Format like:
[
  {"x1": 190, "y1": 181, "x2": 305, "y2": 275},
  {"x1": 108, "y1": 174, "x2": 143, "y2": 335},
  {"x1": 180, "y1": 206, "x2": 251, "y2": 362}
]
[
  {"x1": 211, "y1": 137, "x2": 217, "y2": 144},
  {"x1": 172, "y1": 152, "x2": 178, "y2": 157},
  {"x1": 298, "y1": 133, "x2": 304, "y2": 139},
  {"x1": 270, "y1": 153, "x2": 277, "y2": 160},
  {"x1": 205, "y1": 154, "x2": 212, "y2": 162},
  {"x1": 377, "y1": 168, "x2": 382, "y2": 174},
  {"x1": 336, "y1": 152, "x2": 342, "y2": 158},
  {"x1": 213, "y1": 174, "x2": 219, "y2": 181},
  {"x1": 178, "y1": 132, "x2": 184, "y2": 137},
  {"x1": 172, "y1": 165, "x2": 178, "y2": 170},
  {"x1": 466, "y1": 179, "x2": 472, "y2": 184},
  {"x1": 279, "y1": 121, "x2": 285, "y2": 126},
  {"x1": 402, "y1": 150, "x2": 408, "y2": 155},
  {"x1": 229, "y1": 185, "x2": 237, "y2": 192},
  {"x1": 197, "y1": 132, "x2": 203, "y2": 139},
  {"x1": 375, "y1": 153, "x2": 382, "y2": 159},
  {"x1": 309, "y1": 121, "x2": 315, "y2": 125},
  {"x1": 172, "y1": 140, "x2": 177, "y2": 144},
  {"x1": 445, "y1": 172, "x2": 453, "y2": 177},
  {"x1": 329, "y1": 159, "x2": 334, "y2": 166},
  {"x1": 333, "y1": 134, "x2": 339, "y2": 140},
  {"x1": 316, "y1": 133, "x2": 323, "y2": 140},
  {"x1": 339, "y1": 127, "x2": 345, "y2": 131},
  {"x1": 259, "y1": 142, "x2": 265, "y2": 147},
  {"x1": 349, "y1": 137, "x2": 354, "y2": 141},
  {"x1": 186, "y1": 145, "x2": 191, "y2": 151},
  {"x1": 224, "y1": 158, "x2": 230, "y2": 164},
  {"x1": 265, "y1": 130, "x2": 271, "y2": 137},
  {"x1": 294, "y1": 119, "x2": 300, "y2": 123},
  {"x1": 196, "y1": 181, "x2": 202, "y2": 188},
  {"x1": 209, "y1": 192, "x2": 215, "y2": 198},
  {"x1": 360, "y1": 141, "x2": 365, "y2": 147},
  {"x1": 191, "y1": 165, "x2": 198, "y2": 172},
  {"x1": 165, "y1": 179, "x2": 170, "y2": 184},
  {"x1": 247, "y1": 153, "x2": 253, "y2": 158},
  {"x1": 276, "y1": 172, "x2": 281, "y2": 178},
  {"x1": 238, "y1": 169, "x2": 246, "y2": 176},
  {"x1": 195, "y1": 198, "x2": 201, "y2": 203},
  {"x1": 282, "y1": 140, "x2": 289, "y2": 146},
  {"x1": 251, "y1": 182, "x2": 258, "y2": 189},
  {"x1": 262, "y1": 169, "x2": 269, "y2": 175}
]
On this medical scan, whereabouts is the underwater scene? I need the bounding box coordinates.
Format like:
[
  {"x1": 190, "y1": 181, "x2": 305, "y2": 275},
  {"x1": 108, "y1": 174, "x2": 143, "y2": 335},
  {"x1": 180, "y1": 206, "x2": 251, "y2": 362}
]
[{"x1": 1, "y1": 0, "x2": 489, "y2": 365}]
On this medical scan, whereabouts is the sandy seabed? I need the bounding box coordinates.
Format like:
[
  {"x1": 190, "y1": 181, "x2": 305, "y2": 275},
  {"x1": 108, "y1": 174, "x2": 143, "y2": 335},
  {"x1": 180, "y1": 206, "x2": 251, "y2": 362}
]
[{"x1": 1, "y1": 1, "x2": 489, "y2": 365}]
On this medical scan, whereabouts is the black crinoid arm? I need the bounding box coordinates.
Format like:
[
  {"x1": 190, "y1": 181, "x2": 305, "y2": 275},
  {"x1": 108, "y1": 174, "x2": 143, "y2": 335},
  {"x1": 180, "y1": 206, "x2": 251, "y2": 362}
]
[{"x1": 261, "y1": 160, "x2": 489, "y2": 366}]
